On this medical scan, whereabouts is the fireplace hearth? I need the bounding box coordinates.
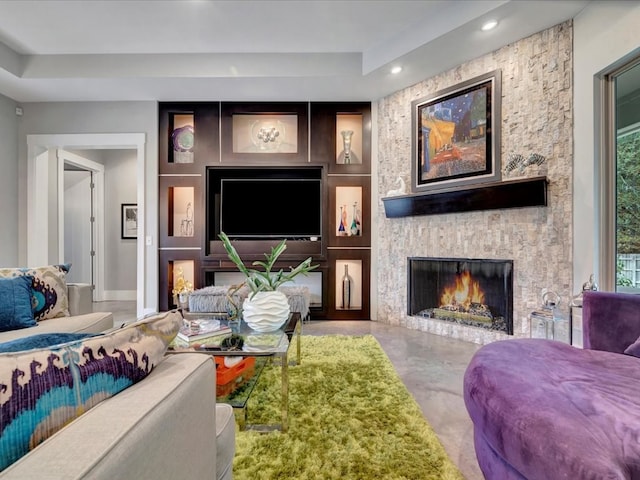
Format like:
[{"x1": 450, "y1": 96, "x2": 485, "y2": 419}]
[{"x1": 408, "y1": 257, "x2": 513, "y2": 334}]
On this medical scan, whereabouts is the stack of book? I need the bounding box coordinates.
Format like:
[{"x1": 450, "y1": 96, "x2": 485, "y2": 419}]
[{"x1": 176, "y1": 319, "x2": 231, "y2": 344}]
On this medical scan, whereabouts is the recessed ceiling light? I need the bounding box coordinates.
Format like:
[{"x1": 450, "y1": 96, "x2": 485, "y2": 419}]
[
  {"x1": 482, "y1": 20, "x2": 498, "y2": 31},
  {"x1": 391, "y1": 66, "x2": 402, "y2": 75}
]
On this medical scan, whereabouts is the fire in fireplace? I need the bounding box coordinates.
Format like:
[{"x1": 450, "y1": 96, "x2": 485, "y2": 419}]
[{"x1": 408, "y1": 257, "x2": 513, "y2": 334}]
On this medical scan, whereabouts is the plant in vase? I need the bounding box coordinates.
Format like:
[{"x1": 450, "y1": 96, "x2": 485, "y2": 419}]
[
  {"x1": 218, "y1": 232, "x2": 319, "y2": 332},
  {"x1": 225, "y1": 282, "x2": 246, "y2": 322},
  {"x1": 171, "y1": 267, "x2": 193, "y2": 310}
]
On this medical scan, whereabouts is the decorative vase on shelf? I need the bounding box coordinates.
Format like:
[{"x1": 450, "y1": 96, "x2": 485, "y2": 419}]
[
  {"x1": 350, "y1": 202, "x2": 359, "y2": 236},
  {"x1": 341, "y1": 264, "x2": 353, "y2": 309},
  {"x1": 338, "y1": 206, "x2": 346, "y2": 236},
  {"x1": 338, "y1": 130, "x2": 359, "y2": 164},
  {"x1": 178, "y1": 292, "x2": 190, "y2": 311},
  {"x1": 171, "y1": 125, "x2": 194, "y2": 164},
  {"x1": 179, "y1": 202, "x2": 194, "y2": 237},
  {"x1": 242, "y1": 291, "x2": 291, "y2": 332}
]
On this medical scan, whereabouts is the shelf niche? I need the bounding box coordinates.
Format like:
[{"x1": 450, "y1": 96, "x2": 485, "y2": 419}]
[{"x1": 382, "y1": 176, "x2": 548, "y2": 218}]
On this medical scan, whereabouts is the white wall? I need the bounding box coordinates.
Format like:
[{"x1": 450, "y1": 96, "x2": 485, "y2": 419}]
[
  {"x1": 18, "y1": 102, "x2": 158, "y2": 314},
  {"x1": 573, "y1": 0, "x2": 640, "y2": 291},
  {"x1": 0, "y1": 93, "x2": 18, "y2": 266},
  {"x1": 104, "y1": 149, "x2": 137, "y2": 299}
]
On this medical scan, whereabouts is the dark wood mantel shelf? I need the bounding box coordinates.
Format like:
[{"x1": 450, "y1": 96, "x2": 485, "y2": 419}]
[{"x1": 382, "y1": 176, "x2": 548, "y2": 218}]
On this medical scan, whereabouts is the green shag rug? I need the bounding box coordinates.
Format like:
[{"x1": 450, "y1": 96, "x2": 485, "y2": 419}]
[{"x1": 233, "y1": 334, "x2": 464, "y2": 480}]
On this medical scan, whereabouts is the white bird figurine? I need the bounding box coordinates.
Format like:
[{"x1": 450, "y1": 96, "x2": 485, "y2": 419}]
[{"x1": 386, "y1": 176, "x2": 407, "y2": 196}]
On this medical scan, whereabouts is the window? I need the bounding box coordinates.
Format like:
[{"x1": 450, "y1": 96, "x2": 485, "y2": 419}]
[{"x1": 601, "y1": 58, "x2": 640, "y2": 293}]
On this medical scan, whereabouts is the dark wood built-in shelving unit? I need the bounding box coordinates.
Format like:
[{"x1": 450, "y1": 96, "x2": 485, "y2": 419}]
[{"x1": 158, "y1": 101, "x2": 372, "y2": 320}]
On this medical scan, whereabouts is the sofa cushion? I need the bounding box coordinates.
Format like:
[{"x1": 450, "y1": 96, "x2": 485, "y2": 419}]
[
  {"x1": 0, "y1": 333, "x2": 95, "y2": 353},
  {"x1": 0, "y1": 276, "x2": 36, "y2": 332},
  {"x1": 0, "y1": 312, "x2": 114, "y2": 344},
  {"x1": 0, "y1": 265, "x2": 70, "y2": 321},
  {"x1": 0, "y1": 310, "x2": 181, "y2": 471}
]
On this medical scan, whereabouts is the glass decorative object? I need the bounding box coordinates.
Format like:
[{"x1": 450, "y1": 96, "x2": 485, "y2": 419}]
[
  {"x1": 529, "y1": 289, "x2": 569, "y2": 342},
  {"x1": 251, "y1": 120, "x2": 284, "y2": 151},
  {"x1": 179, "y1": 202, "x2": 194, "y2": 237},
  {"x1": 338, "y1": 205, "x2": 347, "y2": 236},
  {"x1": 338, "y1": 130, "x2": 359, "y2": 164},
  {"x1": 171, "y1": 125, "x2": 194, "y2": 164},
  {"x1": 342, "y1": 264, "x2": 353, "y2": 309},
  {"x1": 350, "y1": 202, "x2": 359, "y2": 236},
  {"x1": 530, "y1": 310, "x2": 553, "y2": 339},
  {"x1": 178, "y1": 292, "x2": 190, "y2": 310}
]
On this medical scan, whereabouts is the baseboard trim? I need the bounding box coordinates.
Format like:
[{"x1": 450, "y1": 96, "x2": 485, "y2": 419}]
[{"x1": 103, "y1": 290, "x2": 136, "y2": 301}]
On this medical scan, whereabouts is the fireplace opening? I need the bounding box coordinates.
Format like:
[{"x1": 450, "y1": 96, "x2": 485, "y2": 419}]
[{"x1": 408, "y1": 257, "x2": 513, "y2": 334}]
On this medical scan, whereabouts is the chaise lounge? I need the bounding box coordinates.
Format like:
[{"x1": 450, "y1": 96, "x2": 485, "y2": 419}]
[{"x1": 464, "y1": 290, "x2": 640, "y2": 479}]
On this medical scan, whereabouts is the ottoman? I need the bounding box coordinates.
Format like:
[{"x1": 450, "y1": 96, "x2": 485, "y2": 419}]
[
  {"x1": 464, "y1": 338, "x2": 640, "y2": 479},
  {"x1": 189, "y1": 284, "x2": 311, "y2": 322}
]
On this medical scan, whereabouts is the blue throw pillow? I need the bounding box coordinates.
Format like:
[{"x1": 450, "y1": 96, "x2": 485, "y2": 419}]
[
  {"x1": 0, "y1": 276, "x2": 36, "y2": 332},
  {"x1": 0, "y1": 333, "x2": 95, "y2": 353},
  {"x1": 0, "y1": 265, "x2": 71, "y2": 321}
]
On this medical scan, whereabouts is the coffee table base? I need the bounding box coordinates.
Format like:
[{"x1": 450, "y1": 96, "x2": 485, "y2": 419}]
[{"x1": 168, "y1": 312, "x2": 301, "y2": 433}]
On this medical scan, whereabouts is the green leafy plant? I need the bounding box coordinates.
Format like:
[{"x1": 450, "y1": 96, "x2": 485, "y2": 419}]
[
  {"x1": 218, "y1": 232, "x2": 319, "y2": 297},
  {"x1": 616, "y1": 259, "x2": 634, "y2": 287}
]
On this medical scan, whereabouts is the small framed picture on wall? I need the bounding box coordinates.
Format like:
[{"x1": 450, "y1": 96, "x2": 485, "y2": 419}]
[{"x1": 121, "y1": 203, "x2": 138, "y2": 239}]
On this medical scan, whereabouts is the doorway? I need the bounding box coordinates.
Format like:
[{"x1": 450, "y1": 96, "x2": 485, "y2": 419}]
[
  {"x1": 61, "y1": 149, "x2": 105, "y2": 300},
  {"x1": 26, "y1": 133, "x2": 147, "y2": 319}
]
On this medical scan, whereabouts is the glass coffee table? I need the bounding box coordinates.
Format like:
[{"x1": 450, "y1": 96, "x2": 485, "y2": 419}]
[{"x1": 167, "y1": 312, "x2": 301, "y2": 432}]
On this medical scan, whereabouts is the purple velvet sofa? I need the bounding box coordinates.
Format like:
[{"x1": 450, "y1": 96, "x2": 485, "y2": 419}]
[{"x1": 463, "y1": 291, "x2": 640, "y2": 479}]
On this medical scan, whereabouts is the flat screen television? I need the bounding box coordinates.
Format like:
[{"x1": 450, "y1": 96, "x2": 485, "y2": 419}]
[{"x1": 219, "y1": 178, "x2": 322, "y2": 239}]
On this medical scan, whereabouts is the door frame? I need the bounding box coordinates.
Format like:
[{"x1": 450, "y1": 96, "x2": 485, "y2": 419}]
[
  {"x1": 59, "y1": 149, "x2": 105, "y2": 301},
  {"x1": 27, "y1": 133, "x2": 146, "y2": 318}
]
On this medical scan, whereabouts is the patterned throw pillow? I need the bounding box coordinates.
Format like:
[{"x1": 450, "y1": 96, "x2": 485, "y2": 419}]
[
  {"x1": 0, "y1": 310, "x2": 181, "y2": 471},
  {"x1": 0, "y1": 265, "x2": 70, "y2": 321},
  {"x1": 0, "y1": 276, "x2": 37, "y2": 332}
]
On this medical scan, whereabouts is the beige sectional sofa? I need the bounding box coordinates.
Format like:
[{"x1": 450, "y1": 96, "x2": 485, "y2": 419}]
[{"x1": 0, "y1": 281, "x2": 236, "y2": 479}]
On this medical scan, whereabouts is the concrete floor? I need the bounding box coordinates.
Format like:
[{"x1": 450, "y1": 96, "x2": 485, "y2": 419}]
[{"x1": 94, "y1": 301, "x2": 484, "y2": 480}]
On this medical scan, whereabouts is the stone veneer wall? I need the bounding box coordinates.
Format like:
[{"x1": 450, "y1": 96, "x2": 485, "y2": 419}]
[{"x1": 375, "y1": 21, "x2": 573, "y2": 344}]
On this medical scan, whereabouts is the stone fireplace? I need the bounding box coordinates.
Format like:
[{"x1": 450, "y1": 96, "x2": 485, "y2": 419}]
[
  {"x1": 375, "y1": 23, "x2": 573, "y2": 345},
  {"x1": 408, "y1": 257, "x2": 513, "y2": 335}
]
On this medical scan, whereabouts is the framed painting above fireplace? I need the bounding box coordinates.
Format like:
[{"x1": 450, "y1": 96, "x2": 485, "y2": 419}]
[{"x1": 411, "y1": 70, "x2": 502, "y2": 194}]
